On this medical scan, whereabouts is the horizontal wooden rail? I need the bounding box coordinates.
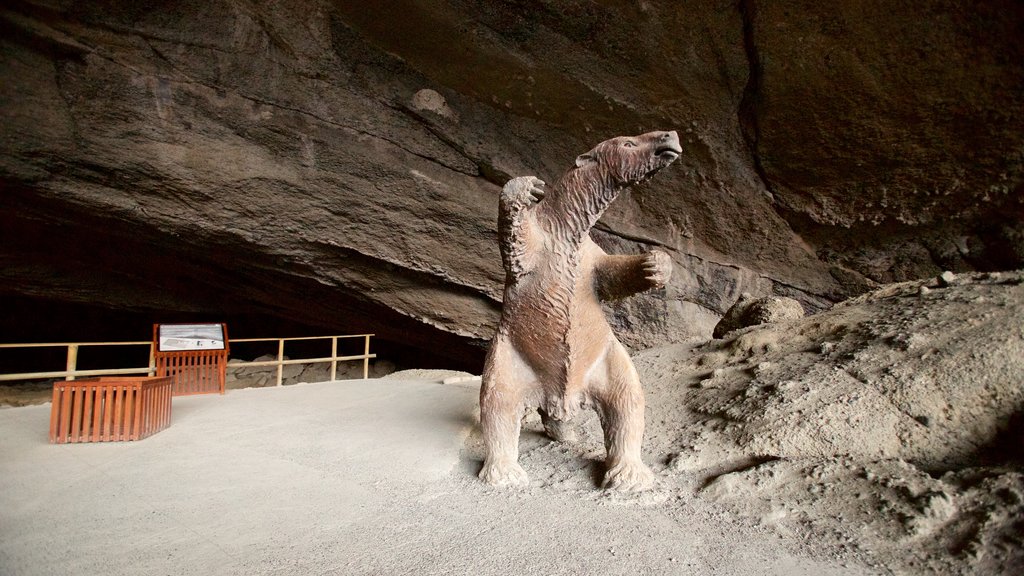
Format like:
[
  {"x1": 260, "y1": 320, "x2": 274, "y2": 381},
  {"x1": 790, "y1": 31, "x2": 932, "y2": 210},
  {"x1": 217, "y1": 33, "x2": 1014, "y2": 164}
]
[
  {"x1": 231, "y1": 334, "x2": 373, "y2": 342},
  {"x1": 0, "y1": 341, "x2": 152, "y2": 348},
  {"x1": 237, "y1": 354, "x2": 373, "y2": 367},
  {"x1": 0, "y1": 367, "x2": 154, "y2": 381},
  {"x1": 0, "y1": 341, "x2": 155, "y2": 382},
  {"x1": 229, "y1": 335, "x2": 375, "y2": 385},
  {"x1": 0, "y1": 335, "x2": 375, "y2": 386}
]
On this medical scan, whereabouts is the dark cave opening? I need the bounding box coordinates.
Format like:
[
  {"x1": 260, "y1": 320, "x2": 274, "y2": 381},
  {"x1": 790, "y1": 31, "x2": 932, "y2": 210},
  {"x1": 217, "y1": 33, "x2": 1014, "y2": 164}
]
[
  {"x1": 0, "y1": 294, "x2": 487, "y2": 384},
  {"x1": 1, "y1": 186, "x2": 490, "y2": 388}
]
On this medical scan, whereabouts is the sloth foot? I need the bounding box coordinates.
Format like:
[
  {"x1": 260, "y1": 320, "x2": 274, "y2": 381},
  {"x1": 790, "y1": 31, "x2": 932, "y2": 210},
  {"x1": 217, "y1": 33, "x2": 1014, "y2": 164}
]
[
  {"x1": 643, "y1": 250, "x2": 673, "y2": 288},
  {"x1": 504, "y1": 176, "x2": 546, "y2": 205},
  {"x1": 602, "y1": 459, "x2": 655, "y2": 492},
  {"x1": 479, "y1": 459, "x2": 530, "y2": 488}
]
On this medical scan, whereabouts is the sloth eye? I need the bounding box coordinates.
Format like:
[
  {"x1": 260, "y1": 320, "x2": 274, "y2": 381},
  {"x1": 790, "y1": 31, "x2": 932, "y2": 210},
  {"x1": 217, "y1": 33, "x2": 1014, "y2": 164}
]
[{"x1": 623, "y1": 141, "x2": 637, "y2": 148}]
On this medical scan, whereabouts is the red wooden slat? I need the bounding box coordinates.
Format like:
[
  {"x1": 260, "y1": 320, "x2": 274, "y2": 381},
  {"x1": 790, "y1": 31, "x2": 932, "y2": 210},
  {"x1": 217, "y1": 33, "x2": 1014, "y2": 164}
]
[
  {"x1": 103, "y1": 385, "x2": 115, "y2": 441},
  {"x1": 159, "y1": 381, "x2": 165, "y2": 428},
  {"x1": 204, "y1": 352, "x2": 211, "y2": 392},
  {"x1": 91, "y1": 386, "x2": 103, "y2": 442},
  {"x1": 136, "y1": 383, "x2": 145, "y2": 439},
  {"x1": 137, "y1": 384, "x2": 145, "y2": 438},
  {"x1": 81, "y1": 385, "x2": 94, "y2": 441},
  {"x1": 200, "y1": 352, "x2": 205, "y2": 393},
  {"x1": 126, "y1": 385, "x2": 134, "y2": 440},
  {"x1": 59, "y1": 386, "x2": 73, "y2": 443},
  {"x1": 149, "y1": 379, "x2": 156, "y2": 432},
  {"x1": 169, "y1": 355, "x2": 175, "y2": 393},
  {"x1": 146, "y1": 381, "x2": 155, "y2": 434},
  {"x1": 132, "y1": 383, "x2": 143, "y2": 440},
  {"x1": 70, "y1": 386, "x2": 83, "y2": 443},
  {"x1": 113, "y1": 386, "x2": 122, "y2": 441},
  {"x1": 49, "y1": 384, "x2": 61, "y2": 443},
  {"x1": 149, "y1": 383, "x2": 157, "y2": 432},
  {"x1": 158, "y1": 381, "x2": 167, "y2": 430},
  {"x1": 125, "y1": 384, "x2": 136, "y2": 440},
  {"x1": 179, "y1": 354, "x2": 185, "y2": 394}
]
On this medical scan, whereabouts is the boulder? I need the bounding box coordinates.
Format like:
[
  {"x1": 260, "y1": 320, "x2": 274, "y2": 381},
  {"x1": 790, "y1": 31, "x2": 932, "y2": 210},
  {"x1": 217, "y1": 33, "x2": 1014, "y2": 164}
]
[{"x1": 712, "y1": 294, "x2": 805, "y2": 338}]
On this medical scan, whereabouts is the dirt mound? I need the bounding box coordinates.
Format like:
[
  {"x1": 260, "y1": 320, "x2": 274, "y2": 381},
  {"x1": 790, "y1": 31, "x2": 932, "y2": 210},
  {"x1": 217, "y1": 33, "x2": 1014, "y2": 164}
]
[
  {"x1": 635, "y1": 270, "x2": 1024, "y2": 574},
  {"x1": 383, "y1": 369, "x2": 477, "y2": 383},
  {"x1": 675, "y1": 271, "x2": 1024, "y2": 470}
]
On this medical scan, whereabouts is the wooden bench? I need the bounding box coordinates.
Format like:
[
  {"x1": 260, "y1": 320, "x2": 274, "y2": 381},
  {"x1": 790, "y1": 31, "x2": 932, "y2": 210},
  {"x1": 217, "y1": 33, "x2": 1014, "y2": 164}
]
[{"x1": 49, "y1": 376, "x2": 173, "y2": 443}]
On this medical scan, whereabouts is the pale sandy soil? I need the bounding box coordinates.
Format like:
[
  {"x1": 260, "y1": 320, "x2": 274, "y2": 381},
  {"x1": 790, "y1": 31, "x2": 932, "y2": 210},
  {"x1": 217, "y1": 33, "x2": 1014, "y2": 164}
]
[
  {"x1": 1, "y1": 271, "x2": 1020, "y2": 575},
  {"x1": 1, "y1": 378, "x2": 870, "y2": 576}
]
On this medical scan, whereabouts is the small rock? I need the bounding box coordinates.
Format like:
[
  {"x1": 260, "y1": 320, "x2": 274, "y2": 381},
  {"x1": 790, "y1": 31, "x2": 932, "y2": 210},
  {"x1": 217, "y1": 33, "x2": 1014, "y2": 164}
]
[
  {"x1": 410, "y1": 88, "x2": 458, "y2": 121},
  {"x1": 918, "y1": 285, "x2": 931, "y2": 296},
  {"x1": 937, "y1": 271, "x2": 957, "y2": 287}
]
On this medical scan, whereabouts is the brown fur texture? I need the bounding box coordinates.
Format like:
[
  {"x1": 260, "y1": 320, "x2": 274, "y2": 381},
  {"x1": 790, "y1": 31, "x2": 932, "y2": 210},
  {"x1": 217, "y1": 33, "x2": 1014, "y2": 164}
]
[{"x1": 480, "y1": 131, "x2": 681, "y2": 491}]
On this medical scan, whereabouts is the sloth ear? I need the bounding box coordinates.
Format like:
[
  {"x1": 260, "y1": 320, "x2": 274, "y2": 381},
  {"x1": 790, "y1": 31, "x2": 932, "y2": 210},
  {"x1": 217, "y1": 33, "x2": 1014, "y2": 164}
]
[{"x1": 575, "y1": 152, "x2": 598, "y2": 168}]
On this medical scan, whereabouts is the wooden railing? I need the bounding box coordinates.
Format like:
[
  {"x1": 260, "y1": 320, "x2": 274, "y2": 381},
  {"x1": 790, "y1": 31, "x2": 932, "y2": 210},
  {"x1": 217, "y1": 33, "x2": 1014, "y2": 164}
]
[
  {"x1": 230, "y1": 335, "x2": 375, "y2": 386},
  {"x1": 0, "y1": 341, "x2": 154, "y2": 382},
  {"x1": 0, "y1": 334, "x2": 375, "y2": 386}
]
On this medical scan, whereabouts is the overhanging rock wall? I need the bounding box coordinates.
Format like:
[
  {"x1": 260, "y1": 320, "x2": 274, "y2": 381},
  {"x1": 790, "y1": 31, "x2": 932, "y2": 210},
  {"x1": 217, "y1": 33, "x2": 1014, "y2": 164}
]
[{"x1": 2, "y1": 0, "x2": 1021, "y2": 366}]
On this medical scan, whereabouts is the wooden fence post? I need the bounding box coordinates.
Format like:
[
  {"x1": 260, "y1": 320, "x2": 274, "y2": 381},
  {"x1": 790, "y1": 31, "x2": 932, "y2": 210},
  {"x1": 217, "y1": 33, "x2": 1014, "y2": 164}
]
[
  {"x1": 330, "y1": 337, "x2": 338, "y2": 381},
  {"x1": 363, "y1": 335, "x2": 371, "y2": 379},
  {"x1": 276, "y1": 339, "x2": 285, "y2": 386},
  {"x1": 66, "y1": 344, "x2": 79, "y2": 381}
]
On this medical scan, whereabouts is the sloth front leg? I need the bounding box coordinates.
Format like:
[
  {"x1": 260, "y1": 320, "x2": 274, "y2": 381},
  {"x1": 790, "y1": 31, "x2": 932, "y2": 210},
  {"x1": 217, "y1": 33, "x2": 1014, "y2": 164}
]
[
  {"x1": 498, "y1": 176, "x2": 545, "y2": 278},
  {"x1": 594, "y1": 249, "x2": 673, "y2": 301},
  {"x1": 478, "y1": 337, "x2": 530, "y2": 487}
]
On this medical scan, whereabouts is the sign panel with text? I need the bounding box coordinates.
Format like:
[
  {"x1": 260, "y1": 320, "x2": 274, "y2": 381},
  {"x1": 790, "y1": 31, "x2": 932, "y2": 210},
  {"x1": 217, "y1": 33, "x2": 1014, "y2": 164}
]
[{"x1": 157, "y1": 323, "x2": 226, "y2": 352}]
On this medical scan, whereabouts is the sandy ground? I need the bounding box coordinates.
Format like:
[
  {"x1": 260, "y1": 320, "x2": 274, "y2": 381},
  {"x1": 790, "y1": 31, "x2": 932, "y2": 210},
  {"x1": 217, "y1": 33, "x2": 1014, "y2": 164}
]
[
  {"x1": 1, "y1": 378, "x2": 874, "y2": 576},
  {"x1": 2, "y1": 271, "x2": 1020, "y2": 575}
]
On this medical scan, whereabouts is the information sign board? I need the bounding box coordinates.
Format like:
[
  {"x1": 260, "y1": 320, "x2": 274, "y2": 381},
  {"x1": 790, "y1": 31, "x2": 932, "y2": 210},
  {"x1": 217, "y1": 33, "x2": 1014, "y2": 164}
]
[{"x1": 157, "y1": 323, "x2": 226, "y2": 352}]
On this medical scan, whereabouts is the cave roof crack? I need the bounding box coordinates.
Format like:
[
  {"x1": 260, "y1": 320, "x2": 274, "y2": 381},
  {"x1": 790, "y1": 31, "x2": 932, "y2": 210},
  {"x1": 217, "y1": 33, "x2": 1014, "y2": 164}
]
[{"x1": 384, "y1": 100, "x2": 510, "y2": 187}]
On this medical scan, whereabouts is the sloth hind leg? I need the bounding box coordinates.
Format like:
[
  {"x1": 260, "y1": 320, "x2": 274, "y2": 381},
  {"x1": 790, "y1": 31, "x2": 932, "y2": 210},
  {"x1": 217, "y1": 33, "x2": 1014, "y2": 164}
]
[
  {"x1": 478, "y1": 337, "x2": 532, "y2": 488},
  {"x1": 595, "y1": 341, "x2": 654, "y2": 492}
]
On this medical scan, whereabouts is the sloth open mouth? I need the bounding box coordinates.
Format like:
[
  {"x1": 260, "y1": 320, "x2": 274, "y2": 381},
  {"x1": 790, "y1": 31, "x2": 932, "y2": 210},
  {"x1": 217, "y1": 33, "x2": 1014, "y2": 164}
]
[{"x1": 656, "y1": 144, "x2": 682, "y2": 161}]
